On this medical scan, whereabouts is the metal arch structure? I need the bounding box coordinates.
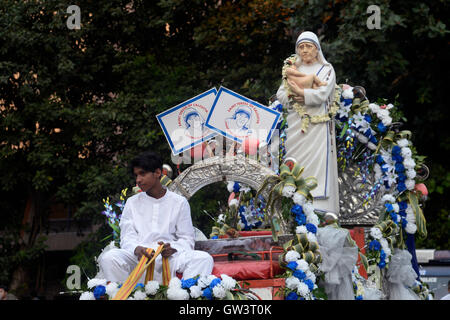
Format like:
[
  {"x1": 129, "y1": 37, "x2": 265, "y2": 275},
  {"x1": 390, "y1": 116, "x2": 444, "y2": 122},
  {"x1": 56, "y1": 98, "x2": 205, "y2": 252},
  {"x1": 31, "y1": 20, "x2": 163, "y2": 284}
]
[
  {"x1": 167, "y1": 154, "x2": 291, "y2": 234},
  {"x1": 167, "y1": 154, "x2": 382, "y2": 228}
]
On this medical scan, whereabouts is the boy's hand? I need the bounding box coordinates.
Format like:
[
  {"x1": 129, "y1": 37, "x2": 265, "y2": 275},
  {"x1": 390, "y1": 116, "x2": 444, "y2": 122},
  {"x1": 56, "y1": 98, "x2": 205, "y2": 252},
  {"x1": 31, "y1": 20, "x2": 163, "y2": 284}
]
[
  {"x1": 134, "y1": 246, "x2": 155, "y2": 260},
  {"x1": 158, "y1": 241, "x2": 177, "y2": 258}
]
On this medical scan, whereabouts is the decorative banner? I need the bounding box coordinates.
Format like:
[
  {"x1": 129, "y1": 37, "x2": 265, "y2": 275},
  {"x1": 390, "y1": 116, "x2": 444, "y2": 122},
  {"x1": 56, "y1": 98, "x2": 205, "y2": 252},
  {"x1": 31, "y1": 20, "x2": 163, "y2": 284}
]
[
  {"x1": 205, "y1": 86, "x2": 281, "y2": 144},
  {"x1": 156, "y1": 88, "x2": 218, "y2": 155}
]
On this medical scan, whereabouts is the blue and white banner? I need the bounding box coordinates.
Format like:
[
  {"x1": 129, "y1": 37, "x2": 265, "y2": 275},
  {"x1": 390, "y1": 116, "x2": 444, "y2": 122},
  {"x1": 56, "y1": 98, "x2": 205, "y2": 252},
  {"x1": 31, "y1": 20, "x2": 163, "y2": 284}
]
[
  {"x1": 156, "y1": 88, "x2": 218, "y2": 155},
  {"x1": 205, "y1": 86, "x2": 281, "y2": 144}
]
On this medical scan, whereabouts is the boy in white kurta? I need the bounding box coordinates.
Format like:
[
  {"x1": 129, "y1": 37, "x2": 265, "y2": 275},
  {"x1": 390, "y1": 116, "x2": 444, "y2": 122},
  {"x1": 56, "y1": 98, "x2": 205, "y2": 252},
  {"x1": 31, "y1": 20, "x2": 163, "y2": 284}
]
[{"x1": 98, "y1": 151, "x2": 214, "y2": 284}]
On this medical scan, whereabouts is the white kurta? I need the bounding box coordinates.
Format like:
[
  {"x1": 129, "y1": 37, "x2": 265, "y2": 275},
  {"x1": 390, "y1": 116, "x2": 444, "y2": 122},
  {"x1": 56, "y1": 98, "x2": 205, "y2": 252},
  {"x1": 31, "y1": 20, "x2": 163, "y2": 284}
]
[
  {"x1": 277, "y1": 62, "x2": 340, "y2": 214},
  {"x1": 98, "y1": 189, "x2": 214, "y2": 283}
]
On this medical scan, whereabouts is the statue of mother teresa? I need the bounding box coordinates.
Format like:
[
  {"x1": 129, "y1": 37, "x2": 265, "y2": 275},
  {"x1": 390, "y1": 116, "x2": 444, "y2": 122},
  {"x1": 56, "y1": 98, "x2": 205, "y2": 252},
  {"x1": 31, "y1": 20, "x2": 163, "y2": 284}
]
[{"x1": 276, "y1": 31, "x2": 340, "y2": 215}]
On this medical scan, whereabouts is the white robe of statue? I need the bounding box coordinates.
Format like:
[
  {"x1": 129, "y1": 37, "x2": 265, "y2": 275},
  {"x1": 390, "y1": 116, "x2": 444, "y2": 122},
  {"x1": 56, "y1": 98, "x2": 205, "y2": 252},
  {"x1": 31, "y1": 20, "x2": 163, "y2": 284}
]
[{"x1": 276, "y1": 32, "x2": 340, "y2": 215}]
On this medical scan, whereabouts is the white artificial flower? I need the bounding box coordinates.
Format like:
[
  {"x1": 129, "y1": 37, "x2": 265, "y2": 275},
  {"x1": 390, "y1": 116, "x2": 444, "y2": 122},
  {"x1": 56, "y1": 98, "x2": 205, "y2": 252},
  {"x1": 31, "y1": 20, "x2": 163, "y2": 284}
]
[
  {"x1": 237, "y1": 221, "x2": 245, "y2": 230},
  {"x1": 392, "y1": 203, "x2": 399, "y2": 213},
  {"x1": 303, "y1": 202, "x2": 315, "y2": 215},
  {"x1": 189, "y1": 285, "x2": 203, "y2": 299},
  {"x1": 357, "y1": 133, "x2": 369, "y2": 144},
  {"x1": 286, "y1": 276, "x2": 301, "y2": 290},
  {"x1": 386, "y1": 103, "x2": 394, "y2": 110},
  {"x1": 404, "y1": 158, "x2": 416, "y2": 170},
  {"x1": 306, "y1": 232, "x2": 317, "y2": 243},
  {"x1": 385, "y1": 171, "x2": 398, "y2": 186},
  {"x1": 405, "y1": 223, "x2": 417, "y2": 234},
  {"x1": 133, "y1": 290, "x2": 147, "y2": 300},
  {"x1": 227, "y1": 181, "x2": 235, "y2": 193},
  {"x1": 368, "y1": 103, "x2": 380, "y2": 113},
  {"x1": 383, "y1": 246, "x2": 392, "y2": 257},
  {"x1": 297, "y1": 282, "x2": 310, "y2": 297},
  {"x1": 306, "y1": 213, "x2": 319, "y2": 226},
  {"x1": 285, "y1": 250, "x2": 301, "y2": 262},
  {"x1": 367, "y1": 142, "x2": 377, "y2": 151},
  {"x1": 168, "y1": 277, "x2": 182, "y2": 289},
  {"x1": 406, "y1": 212, "x2": 416, "y2": 224},
  {"x1": 397, "y1": 139, "x2": 409, "y2": 148},
  {"x1": 217, "y1": 214, "x2": 225, "y2": 224},
  {"x1": 105, "y1": 282, "x2": 119, "y2": 298},
  {"x1": 240, "y1": 185, "x2": 251, "y2": 193},
  {"x1": 229, "y1": 198, "x2": 239, "y2": 208},
  {"x1": 353, "y1": 112, "x2": 365, "y2": 128},
  {"x1": 406, "y1": 169, "x2": 416, "y2": 179},
  {"x1": 406, "y1": 179, "x2": 416, "y2": 190},
  {"x1": 296, "y1": 225, "x2": 307, "y2": 234},
  {"x1": 342, "y1": 87, "x2": 354, "y2": 99},
  {"x1": 337, "y1": 104, "x2": 351, "y2": 118},
  {"x1": 370, "y1": 227, "x2": 383, "y2": 240},
  {"x1": 377, "y1": 109, "x2": 390, "y2": 118},
  {"x1": 374, "y1": 164, "x2": 382, "y2": 180},
  {"x1": 220, "y1": 274, "x2": 237, "y2": 290},
  {"x1": 212, "y1": 284, "x2": 226, "y2": 299},
  {"x1": 79, "y1": 292, "x2": 95, "y2": 300},
  {"x1": 381, "y1": 194, "x2": 395, "y2": 203},
  {"x1": 127, "y1": 296, "x2": 135, "y2": 300},
  {"x1": 282, "y1": 185, "x2": 296, "y2": 198},
  {"x1": 382, "y1": 116, "x2": 392, "y2": 126},
  {"x1": 293, "y1": 192, "x2": 306, "y2": 206},
  {"x1": 167, "y1": 287, "x2": 190, "y2": 300},
  {"x1": 145, "y1": 281, "x2": 159, "y2": 296},
  {"x1": 379, "y1": 238, "x2": 389, "y2": 251},
  {"x1": 401, "y1": 147, "x2": 412, "y2": 159},
  {"x1": 306, "y1": 270, "x2": 316, "y2": 283},
  {"x1": 296, "y1": 259, "x2": 309, "y2": 272},
  {"x1": 87, "y1": 278, "x2": 107, "y2": 289}
]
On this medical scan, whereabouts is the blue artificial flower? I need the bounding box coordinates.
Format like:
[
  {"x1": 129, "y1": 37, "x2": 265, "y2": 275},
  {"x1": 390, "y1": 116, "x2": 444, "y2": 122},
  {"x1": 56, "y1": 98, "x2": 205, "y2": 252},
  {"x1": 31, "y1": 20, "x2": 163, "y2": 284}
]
[
  {"x1": 355, "y1": 295, "x2": 363, "y2": 300},
  {"x1": 364, "y1": 114, "x2": 372, "y2": 123},
  {"x1": 343, "y1": 98, "x2": 353, "y2": 106},
  {"x1": 401, "y1": 218, "x2": 408, "y2": 228},
  {"x1": 364, "y1": 129, "x2": 372, "y2": 138},
  {"x1": 376, "y1": 155, "x2": 384, "y2": 165},
  {"x1": 384, "y1": 203, "x2": 394, "y2": 212},
  {"x1": 377, "y1": 122, "x2": 387, "y2": 133},
  {"x1": 384, "y1": 180, "x2": 391, "y2": 189},
  {"x1": 211, "y1": 235, "x2": 218, "y2": 239},
  {"x1": 397, "y1": 173, "x2": 407, "y2": 182},
  {"x1": 291, "y1": 204, "x2": 303, "y2": 216},
  {"x1": 233, "y1": 182, "x2": 240, "y2": 193},
  {"x1": 369, "y1": 135, "x2": 378, "y2": 144},
  {"x1": 392, "y1": 145, "x2": 401, "y2": 156},
  {"x1": 380, "y1": 250, "x2": 386, "y2": 261},
  {"x1": 395, "y1": 163, "x2": 405, "y2": 173},
  {"x1": 93, "y1": 285, "x2": 106, "y2": 299},
  {"x1": 286, "y1": 292, "x2": 299, "y2": 300},
  {"x1": 295, "y1": 214, "x2": 307, "y2": 226},
  {"x1": 273, "y1": 103, "x2": 283, "y2": 112},
  {"x1": 181, "y1": 277, "x2": 198, "y2": 289},
  {"x1": 399, "y1": 210, "x2": 406, "y2": 217},
  {"x1": 397, "y1": 182, "x2": 407, "y2": 193},
  {"x1": 286, "y1": 261, "x2": 298, "y2": 271},
  {"x1": 369, "y1": 240, "x2": 381, "y2": 251},
  {"x1": 202, "y1": 287, "x2": 213, "y2": 300},
  {"x1": 381, "y1": 164, "x2": 389, "y2": 173},
  {"x1": 378, "y1": 260, "x2": 386, "y2": 269},
  {"x1": 210, "y1": 278, "x2": 221, "y2": 289},
  {"x1": 306, "y1": 223, "x2": 317, "y2": 234},
  {"x1": 304, "y1": 279, "x2": 315, "y2": 291},
  {"x1": 390, "y1": 212, "x2": 399, "y2": 224},
  {"x1": 135, "y1": 283, "x2": 145, "y2": 290},
  {"x1": 392, "y1": 154, "x2": 404, "y2": 163},
  {"x1": 399, "y1": 201, "x2": 408, "y2": 210},
  {"x1": 293, "y1": 270, "x2": 306, "y2": 280}
]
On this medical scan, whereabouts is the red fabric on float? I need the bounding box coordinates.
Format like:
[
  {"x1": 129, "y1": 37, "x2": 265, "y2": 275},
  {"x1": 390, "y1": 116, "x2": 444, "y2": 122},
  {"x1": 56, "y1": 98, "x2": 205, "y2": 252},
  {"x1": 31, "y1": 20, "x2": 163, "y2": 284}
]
[{"x1": 211, "y1": 260, "x2": 283, "y2": 280}]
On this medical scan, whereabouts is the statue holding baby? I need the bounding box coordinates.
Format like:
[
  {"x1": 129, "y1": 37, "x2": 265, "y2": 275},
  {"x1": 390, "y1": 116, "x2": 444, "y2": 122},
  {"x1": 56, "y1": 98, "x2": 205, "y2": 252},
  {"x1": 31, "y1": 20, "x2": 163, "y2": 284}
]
[{"x1": 276, "y1": 31, "x2": 340, "y2": 216}]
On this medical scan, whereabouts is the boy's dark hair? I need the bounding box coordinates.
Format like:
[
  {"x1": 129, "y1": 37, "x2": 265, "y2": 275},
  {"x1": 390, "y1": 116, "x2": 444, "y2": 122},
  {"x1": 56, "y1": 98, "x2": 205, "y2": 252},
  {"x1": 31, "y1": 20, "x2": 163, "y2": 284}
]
[{"x1": 130, "y1": 151, "x2": 163, "y2": 175}]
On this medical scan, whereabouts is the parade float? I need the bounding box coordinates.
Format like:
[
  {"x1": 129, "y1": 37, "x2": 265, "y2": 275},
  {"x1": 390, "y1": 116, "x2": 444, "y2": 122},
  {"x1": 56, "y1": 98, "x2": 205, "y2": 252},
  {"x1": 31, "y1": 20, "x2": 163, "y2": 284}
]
[{"x1": 77, "y1": 37, "x2": 433, "y2": 300}]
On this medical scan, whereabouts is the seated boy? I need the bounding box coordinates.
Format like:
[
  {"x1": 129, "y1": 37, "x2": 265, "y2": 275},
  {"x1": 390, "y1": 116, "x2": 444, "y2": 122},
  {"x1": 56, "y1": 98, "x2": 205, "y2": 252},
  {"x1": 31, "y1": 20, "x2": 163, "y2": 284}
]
[{"x1": 98, "y1": 151, "x2": 214, "y2": 284}]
